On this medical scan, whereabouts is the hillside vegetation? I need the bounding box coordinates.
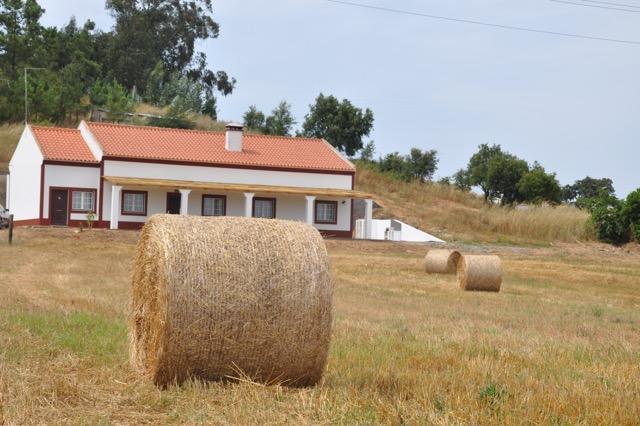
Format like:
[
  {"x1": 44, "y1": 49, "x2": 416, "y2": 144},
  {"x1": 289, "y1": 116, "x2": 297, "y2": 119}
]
[{"x1": 356, "y1": 165, "x2": 592, "y2": 244}]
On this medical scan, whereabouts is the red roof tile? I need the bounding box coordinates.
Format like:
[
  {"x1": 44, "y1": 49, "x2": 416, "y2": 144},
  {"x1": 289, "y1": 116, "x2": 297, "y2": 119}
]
[
  {"x1": 85, "y1": 122, "x2": 355, "y2": 173},
  {"x1": 31, "y1": 126, "x2": 97, "y2": 163}
]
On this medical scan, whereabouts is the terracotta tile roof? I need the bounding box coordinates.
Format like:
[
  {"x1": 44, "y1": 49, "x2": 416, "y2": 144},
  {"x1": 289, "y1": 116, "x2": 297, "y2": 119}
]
[
  {"x1": 85, "y1": 122, "x2": 355, "y2": 173},
  {"x1": 31, "y1": 126, "x2": 98, "y2": 163}
]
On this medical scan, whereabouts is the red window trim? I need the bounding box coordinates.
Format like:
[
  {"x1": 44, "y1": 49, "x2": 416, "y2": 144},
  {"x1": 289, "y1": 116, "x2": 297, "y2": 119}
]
[
  {"x1": 121, "y1": 190, "x2": 148, "y2": 216},
  {"x1": 201, "y1": 194, "x2": 227, "y2": 216},
  {"x1": 252, "y1": 197, "x2": 277, "y2": 219},
  {"x1": 69, "y1": 188, "x2": 98, "y2": 213},
  {"x1": 314, "y1": 200, "x2": 338, "y2": 225}
]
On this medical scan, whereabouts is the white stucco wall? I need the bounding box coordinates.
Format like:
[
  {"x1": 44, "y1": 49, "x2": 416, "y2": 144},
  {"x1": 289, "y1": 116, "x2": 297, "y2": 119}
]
[
  {"x1": 103, "y1": 160, "x2": 353, "y2": 190},
  {"x1": 43, "y1": 164, "x2": 101, "y2": 221},
  {"x1": 7, "y1": 127, "x2": 43, "y2": 221}
]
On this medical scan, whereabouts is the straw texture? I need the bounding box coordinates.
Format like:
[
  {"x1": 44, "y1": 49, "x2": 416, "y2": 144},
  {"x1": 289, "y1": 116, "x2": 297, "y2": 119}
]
[
  {"x1": 129, "y1": 215, "x2": 332, "y2": 387},
  {"x1": 457, "y1": 255, "x2": 502, "y2": 292},
  {"x1": 424, "y1": 249, "x2": 462, "y2": 274}
]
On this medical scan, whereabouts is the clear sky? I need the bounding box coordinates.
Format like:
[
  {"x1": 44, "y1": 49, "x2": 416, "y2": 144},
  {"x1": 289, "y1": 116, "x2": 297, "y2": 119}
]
[{"x1": 38, "y1": 0, "x2": 639, "y2": 196}]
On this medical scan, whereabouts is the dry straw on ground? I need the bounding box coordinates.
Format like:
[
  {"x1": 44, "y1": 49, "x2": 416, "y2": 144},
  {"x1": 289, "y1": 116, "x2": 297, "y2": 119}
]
[
  {"x1": 424, "y1": 249, "x2": 462, "y2": 274},
  {"x1": 457, "y1": 254, "x2": 502, "y2": 292},
  {"x1": 129, "y1": 215, "x2": 333, "y2": 387}
]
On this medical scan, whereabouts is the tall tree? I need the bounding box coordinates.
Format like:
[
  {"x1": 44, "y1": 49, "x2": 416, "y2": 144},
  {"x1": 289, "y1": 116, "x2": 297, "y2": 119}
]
[
  {"x1": 518, "y1": 164, "x2": 562, "y2": 205},
  {"x1": 407, "y1": 148, "x2": 438, "y2": 182},
  {"x1": 486, "y1": 154, "x2": 529, "y2": 205},
  {"x1": 359, "y1": 141, "x2": 375, "y2": 162},
  {"x1": 0, "y1": 0, "x2": 45, "y2": 77},
  {"x1": 103, "y1": 0, "x2": 234, "y2": 108},
  {"x1": 243, "y1": 105, "x2": 265, "y2": 132},
  {"x1": 376, "y1": 148, "x2": 439, "y2": 183},
  {"x1": 105, "y1": 79, "x2": 135, "y2": 122},
  {"x1": 264, "y1": 101, "x2": 295, "y2": 136},
  {"x1": 563, "y1": 176, "x2": 615, "y2": 205},
  {"x1": 452, "y1": 169, "x2": 471, "y2": 191},
  {"x1": 465, "y1": 143, "x2": 505, "y2": 200},
  {"x1": 301, "y1": 94, "x2": 374, "y2": 156}
]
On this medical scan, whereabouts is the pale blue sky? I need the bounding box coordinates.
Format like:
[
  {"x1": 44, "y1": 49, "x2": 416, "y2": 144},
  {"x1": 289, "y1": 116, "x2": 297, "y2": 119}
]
[{"x1": 39, "y1": 0, "x2": 639, "y2": 196}]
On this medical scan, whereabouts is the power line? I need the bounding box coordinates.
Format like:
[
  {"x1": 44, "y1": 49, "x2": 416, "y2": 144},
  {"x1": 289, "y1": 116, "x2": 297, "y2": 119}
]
[
  {"x1": 322, "y1": 0, "x2": 640, "y2": 45},
  {"x1": 551, "y1": 0, "x2": 640, "y2": 13},
  {"x1": 578, "y1": 0, "x2": 640, "y2": 9}
]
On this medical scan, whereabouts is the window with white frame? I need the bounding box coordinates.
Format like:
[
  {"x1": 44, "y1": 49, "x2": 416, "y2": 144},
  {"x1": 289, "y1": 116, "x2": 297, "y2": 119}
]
[
  {"x1": 253, "y1": 198, "x2": 275, "y2": 219},
  {"x1": 202, "y1": 195, "x2": 226, "y2": 216},
  {"x1": 315, "y1": 200, "x2": 337, "y2": 224},
  {"x1": 122, "y1": 191, "x2": 147, "y2": 215},
  {"x1": 71, "y1": 190, "x2": 95, "y2": 212}
]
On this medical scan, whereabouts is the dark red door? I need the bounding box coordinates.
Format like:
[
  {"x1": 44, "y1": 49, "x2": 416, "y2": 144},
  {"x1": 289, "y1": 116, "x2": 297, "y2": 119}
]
[
  {"x1": 51, "y1": 190, "x2": 68, "y2": 225},
  {"x1": 166, "y1": 192, "x2": 181, "y2": 214}
]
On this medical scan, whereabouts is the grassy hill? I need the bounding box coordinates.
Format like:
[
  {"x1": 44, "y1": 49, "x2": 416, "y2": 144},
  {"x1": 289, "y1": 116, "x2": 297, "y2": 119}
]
[
  {"x1": 0, "y1": 121, "x2": 592, "y2": 244},
  {"x1": 356, "y1": 165, "x2": 592, "y2": 244}
]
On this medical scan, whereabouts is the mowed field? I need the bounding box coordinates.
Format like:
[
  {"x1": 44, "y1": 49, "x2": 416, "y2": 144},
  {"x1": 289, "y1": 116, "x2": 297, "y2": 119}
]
[{"x1": 1, "y1": 228, "x2": 639, "y2": 424}]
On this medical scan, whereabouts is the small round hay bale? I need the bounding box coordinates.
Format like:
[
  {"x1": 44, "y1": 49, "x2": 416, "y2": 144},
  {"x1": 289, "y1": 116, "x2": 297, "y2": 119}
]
[
  {"x1": 457, "y1": 255, "x2": 502, "y2": 292},
  {"x1": 424, "y1": 249, "x2": 462, "y2": 274},
  {"x1": 129, "y1": 215, "x2": 332, "y2": 387}
]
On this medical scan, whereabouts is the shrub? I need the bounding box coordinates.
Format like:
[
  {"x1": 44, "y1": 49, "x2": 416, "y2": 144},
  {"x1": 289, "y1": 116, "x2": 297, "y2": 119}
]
[
  {"x1": 632, "y1": 223, "x2": 640, "y2": 243},
  {"x1": 620, "y1": 188, "x2": 640, "y2": 243},
  {"x1": 517, "y1": 166, "x2": 562, "y2": 205},
  {"x1": 623, "y1": 189, "x2": 640, "y2": 224},
  {"x1": 589, "y1": 195, "x2": 629, "y2": 245}
]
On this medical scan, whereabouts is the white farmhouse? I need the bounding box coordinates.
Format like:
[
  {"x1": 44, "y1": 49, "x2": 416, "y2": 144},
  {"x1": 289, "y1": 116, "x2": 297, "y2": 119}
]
[{"x1": 6, "y1": 122, "x2": 375, "y2": 237}]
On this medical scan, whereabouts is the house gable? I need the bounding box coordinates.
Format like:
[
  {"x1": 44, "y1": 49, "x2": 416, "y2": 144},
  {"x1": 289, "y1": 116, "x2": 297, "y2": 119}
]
[{"x1": 7, "y1": 126, "x2": 44, "y2": 220}]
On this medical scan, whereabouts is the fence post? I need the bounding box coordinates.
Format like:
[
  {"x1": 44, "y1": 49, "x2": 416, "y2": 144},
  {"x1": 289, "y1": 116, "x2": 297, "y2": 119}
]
[{"x1": 8, "y1": 214, "x2": 14, "y2": 244}]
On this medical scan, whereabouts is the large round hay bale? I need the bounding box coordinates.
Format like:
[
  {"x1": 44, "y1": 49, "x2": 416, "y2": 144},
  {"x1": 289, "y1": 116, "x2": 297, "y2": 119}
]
[
  {"x1": 129, "y1": 215, "x2": 332, "y2": 387},
  {"x1": 424, "y1": 249, "x2": 461, "y2": 274},
  {"x1": 457, "y1": 255, "x2": 502, "y2": 292}
]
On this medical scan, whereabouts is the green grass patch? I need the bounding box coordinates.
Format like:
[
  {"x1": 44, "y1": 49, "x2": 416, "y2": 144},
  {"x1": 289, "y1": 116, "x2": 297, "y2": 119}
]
[{"x1": 3, "y1": 310, "x2": 127, "y2": 363}]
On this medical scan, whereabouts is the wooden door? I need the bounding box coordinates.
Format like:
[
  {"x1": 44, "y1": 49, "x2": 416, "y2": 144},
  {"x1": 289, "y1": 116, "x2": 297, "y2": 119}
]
[
  {"x1": 166, "y1": 192, "x2": 181, "y2": 214},
  {"x1": 51, "y1": 190, "x2": 68, "y2": 226}
]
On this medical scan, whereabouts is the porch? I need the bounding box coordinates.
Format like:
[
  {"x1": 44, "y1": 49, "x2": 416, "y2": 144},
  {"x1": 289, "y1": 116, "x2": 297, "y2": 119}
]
[{"x1": 103, "y1": 176, "x2": 376, "y2": 238}]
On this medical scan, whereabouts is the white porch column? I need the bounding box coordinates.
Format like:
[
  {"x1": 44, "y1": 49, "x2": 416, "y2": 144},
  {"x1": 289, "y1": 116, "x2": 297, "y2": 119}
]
[
  {"x1": 244, "y1": 192, "x2": 255, "y2": 217},
  {"x1": 110, "y1": 185, "x2": 122, "y2": 230},
  {"x1": 305, "y1": 195, "x2": 316, "y2": 224},
  {"x1": 179, "y1": 189, "x2": 191, "y2": 215},
  {"x1": 365, "y1": 198, "x2": 373, "y2": 239}
]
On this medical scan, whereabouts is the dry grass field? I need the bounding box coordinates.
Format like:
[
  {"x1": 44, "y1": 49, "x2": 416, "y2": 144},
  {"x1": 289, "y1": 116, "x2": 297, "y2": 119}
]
[
  {"x1": 1, "y1": 227, "x2": 639, "y2": 424},
  {"x1": 356, "y1": 166, "x2": 593, "y2": 244}
]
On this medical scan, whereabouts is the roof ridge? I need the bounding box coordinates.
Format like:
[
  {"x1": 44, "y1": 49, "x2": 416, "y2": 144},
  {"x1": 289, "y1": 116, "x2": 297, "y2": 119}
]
[
  {"x1": 31, "y1": 125, "x2": 80, "y2": 132},
  {"x1": 245, "y1": 133, "x2": 324, "y2": 143},
  {"x1": 87, "y1": 121, "x2": 226, "y2": 137},
  {"x1": 87, "y1": 121, "x2": 327, "y2": 143}
]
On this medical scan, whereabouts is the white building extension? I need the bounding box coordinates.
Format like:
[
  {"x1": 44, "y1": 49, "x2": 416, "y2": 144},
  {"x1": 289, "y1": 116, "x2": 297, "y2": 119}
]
[
  {"x1": 355, "y1": 219, "x2": 445, "y2": 243},
  {"x1": 7, "y1": 121, "x2": 377, "y2": 238}
]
